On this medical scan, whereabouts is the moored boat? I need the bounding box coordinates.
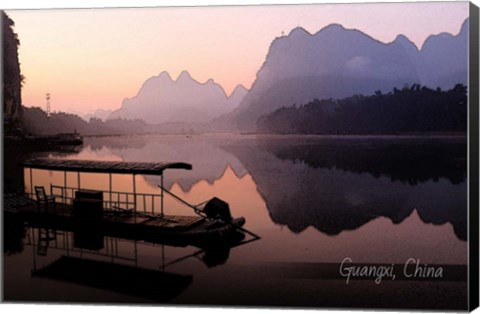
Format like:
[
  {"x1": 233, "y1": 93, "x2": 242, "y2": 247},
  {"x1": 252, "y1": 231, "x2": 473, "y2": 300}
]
[
  {"x1": 23, "y1": 131, "x2": 83, "y2": 146},
  {"x1": 10, "y1": 158, "x2": 254, "y2": 247}
]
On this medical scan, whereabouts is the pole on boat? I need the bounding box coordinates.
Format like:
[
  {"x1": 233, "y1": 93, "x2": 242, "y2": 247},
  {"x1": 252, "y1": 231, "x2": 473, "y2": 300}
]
[
  {"x1": 77, "y1": 172, "x2": 81, "y2": 191},
  {"x1": 160, "y1": 174, "x2": 164, "y2": 216},
  {"x1": 109, "y1": 173, "x2": 112, "y2": 210},
  {"x1": 157, "y1": 184, "x2": 197, "y2": 212},
  {"x1": 133, "y1": 174, "x2": 137, "y2": 214},
  {"x1": 64, "y1": 171, "x2": 67, "y2": 204},
  {"x1": 156, "y1": 184, "x2": 260, "y2": 240},
  {"x1": 29, "y1": 168, "x2": 33, "y2": 199}
]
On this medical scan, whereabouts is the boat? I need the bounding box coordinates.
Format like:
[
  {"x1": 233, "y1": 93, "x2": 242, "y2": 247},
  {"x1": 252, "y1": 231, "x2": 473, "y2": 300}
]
[
  {"x1": 10, "y1": 158, "x2": 254, "y2": 247},
  {"x1": 23, "y1": 131, "x2": 83, "y2": 146}
]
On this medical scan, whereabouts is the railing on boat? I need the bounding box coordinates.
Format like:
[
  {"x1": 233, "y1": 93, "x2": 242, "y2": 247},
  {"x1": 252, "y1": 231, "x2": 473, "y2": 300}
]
[
  {"x1": 23, "y1": 158, "x2": 193, "y2": 217},
  {"x1": 49, "y1": 184, "x2": 162, "y2": 214}
]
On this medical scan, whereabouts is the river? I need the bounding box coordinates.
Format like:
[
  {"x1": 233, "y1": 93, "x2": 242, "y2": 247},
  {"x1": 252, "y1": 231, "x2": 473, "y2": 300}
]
[{"x1": 3, "y1": 134, "x2": 468, "y2": 309}]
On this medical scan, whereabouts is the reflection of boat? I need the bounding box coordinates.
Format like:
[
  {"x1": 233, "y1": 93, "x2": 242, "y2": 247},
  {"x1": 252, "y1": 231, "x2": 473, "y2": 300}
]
[
  {"x1": 23, "y1": 225, "x2": 253, "y2": 302},
  {"x1": 15, "y1": 158, "x2": 255, "y2": 247},
  {"x1": 33, "y1": 255, "x2": 193, "y2": 302}
]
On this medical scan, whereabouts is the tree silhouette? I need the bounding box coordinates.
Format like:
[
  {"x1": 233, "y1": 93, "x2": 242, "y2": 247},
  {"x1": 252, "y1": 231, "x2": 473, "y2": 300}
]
[{"x1": 259, "y1": 84, "x2": 467, "y2": 134}]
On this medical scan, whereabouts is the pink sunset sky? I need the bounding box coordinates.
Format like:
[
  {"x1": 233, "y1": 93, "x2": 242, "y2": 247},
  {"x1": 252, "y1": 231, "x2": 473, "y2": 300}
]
[{"x1": 6, "y1": 2, "x2": 469, "y2": 114}]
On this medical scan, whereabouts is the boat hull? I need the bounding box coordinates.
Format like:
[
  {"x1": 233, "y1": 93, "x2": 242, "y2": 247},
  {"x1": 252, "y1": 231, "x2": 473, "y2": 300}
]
[{"x1": 14, "y1": 208, "x2": 246, "y2": 247}]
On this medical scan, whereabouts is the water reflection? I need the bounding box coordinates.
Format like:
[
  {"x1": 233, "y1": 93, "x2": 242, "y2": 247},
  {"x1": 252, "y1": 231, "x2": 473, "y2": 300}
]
[
  {"x1": 10, "y1": 224, "x2": 247, "y2": 303},
  {"x1": 27, "y1": 135, "x2": 466, "y2": 241},
  {"x1": 83, "y1": 135, "x2": 248, "y2": 191},
  {"x1": 221, "y1": 136, "x2": 467, "y2": 240},
  {"x1": 3, "y1": 134, "x2": 469, "y2": 306},
  {"x1": 33, "y1": 255, "x2": 193, "y2": 302},
  {"x1": 3, "y1": 212, "x2": 27, "y2": 255},
  {"x1": 258, "y1": 136, "x2": 466, "y2": 185}
]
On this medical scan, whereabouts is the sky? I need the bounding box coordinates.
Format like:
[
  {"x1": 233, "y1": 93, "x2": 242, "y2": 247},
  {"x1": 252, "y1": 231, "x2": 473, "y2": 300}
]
[{"x1": 5, "y1": 1, "x2": 469, "y2": 114}]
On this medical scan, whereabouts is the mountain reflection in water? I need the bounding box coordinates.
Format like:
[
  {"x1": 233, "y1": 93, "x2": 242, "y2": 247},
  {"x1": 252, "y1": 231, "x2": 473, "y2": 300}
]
[
  {"x1": 80, "y1": 135, "x2": 466, "y2": 240},
  {"x1": 220, "y1": 136, "x2": 467, "y2": 240}
]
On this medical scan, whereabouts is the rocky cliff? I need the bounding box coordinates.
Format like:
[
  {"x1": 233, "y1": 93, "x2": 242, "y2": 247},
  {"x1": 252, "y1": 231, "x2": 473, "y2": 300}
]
[
  {"x1": 231, "y1": 20, "x2": 468, "y2": 131},
  {"x1": 109, "y1": 71, "x2": 248, "y2": 124},
  {"x1": 2, "y1": 11, "x2": 23, "y2": 126}
]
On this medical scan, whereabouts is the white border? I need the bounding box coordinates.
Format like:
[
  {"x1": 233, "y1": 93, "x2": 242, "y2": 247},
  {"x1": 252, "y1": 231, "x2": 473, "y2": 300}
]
[
  {"x1": 1, "y1": 1, "x2": 479, "y2": 314},
  {"x1": 0, "y1": 0, "x2": 478, "y2": 9}
]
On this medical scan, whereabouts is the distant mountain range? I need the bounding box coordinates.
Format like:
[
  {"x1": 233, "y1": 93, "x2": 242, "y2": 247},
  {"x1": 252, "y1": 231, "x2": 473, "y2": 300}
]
[
  {"x1": 227, "y1": 19, "x2": 468, "y2": 131},
  {"x1": 107, "y1": 19, "x2": 467, "y2": 132},
  {"x1": 108, "y1": 71, "x2": 248, "y2": 124}
]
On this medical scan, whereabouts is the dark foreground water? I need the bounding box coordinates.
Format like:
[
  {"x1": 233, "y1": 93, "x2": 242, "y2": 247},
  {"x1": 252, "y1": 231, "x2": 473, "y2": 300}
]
[{"x1": 3, "y1": 134, "x2": 468, "y2": 309}]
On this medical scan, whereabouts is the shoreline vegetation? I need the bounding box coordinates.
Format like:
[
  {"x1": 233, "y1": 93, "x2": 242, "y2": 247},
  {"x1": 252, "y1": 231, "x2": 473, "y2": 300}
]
[
  {"x1": 258, "y1": 84, "x2": 467, "y2": 134},
  {"x1": 7, "y1": 83, "x2": 467, "y2": 139},
  {"x1": 4, "y1": 132, "x2": 467, "y2": 151},
  {"x1": 85, "y1": 132, "x2": 467, "y2": 138},
  {"x1": 5, "y1": 129, "x2": 467, "y2": 142}
]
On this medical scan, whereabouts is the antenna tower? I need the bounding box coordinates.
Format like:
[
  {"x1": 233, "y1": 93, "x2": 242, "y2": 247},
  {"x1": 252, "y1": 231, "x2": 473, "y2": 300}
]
[{"x1": 46, "y1": 93, "x2": 51, "y2": 116}]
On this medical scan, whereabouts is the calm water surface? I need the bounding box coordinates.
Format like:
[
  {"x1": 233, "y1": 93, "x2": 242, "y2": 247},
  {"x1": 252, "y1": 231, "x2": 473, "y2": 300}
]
[{"x1": 3, "y1": 134, "x2": 468, "y2": 309}]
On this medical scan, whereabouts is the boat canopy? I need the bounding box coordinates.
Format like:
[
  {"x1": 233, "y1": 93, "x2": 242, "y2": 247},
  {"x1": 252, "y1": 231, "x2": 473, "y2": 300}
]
[{"x1": 22, "y1": 158, "x2": 192, "y2": 175}]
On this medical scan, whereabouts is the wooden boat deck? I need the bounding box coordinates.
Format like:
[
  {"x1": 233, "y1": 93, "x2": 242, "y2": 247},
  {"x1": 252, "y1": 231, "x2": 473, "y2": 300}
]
[
  {"x1": 13, "y1": 200, "x2": 204, "y2": 229},
  {"x1": 4, "y1": 193, "x2": 246, "y2": 246},
  {"x1": 142, "y1": 216, "x2": 204, "y2": 229}
]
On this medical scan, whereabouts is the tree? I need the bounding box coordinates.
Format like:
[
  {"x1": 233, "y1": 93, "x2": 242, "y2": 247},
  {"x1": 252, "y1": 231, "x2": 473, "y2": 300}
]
[{"x1": 259, "y1": 84, "x2": 467, "y2": 134}]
